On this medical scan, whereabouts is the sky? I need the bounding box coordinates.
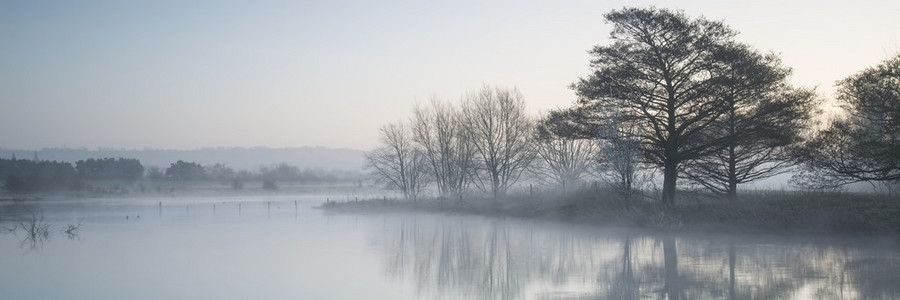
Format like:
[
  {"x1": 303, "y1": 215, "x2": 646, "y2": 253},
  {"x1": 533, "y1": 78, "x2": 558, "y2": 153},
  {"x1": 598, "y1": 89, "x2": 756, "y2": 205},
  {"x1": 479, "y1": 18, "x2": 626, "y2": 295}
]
[{"x1": 2, "y1": 0, "x2": 899, "y2": 151}]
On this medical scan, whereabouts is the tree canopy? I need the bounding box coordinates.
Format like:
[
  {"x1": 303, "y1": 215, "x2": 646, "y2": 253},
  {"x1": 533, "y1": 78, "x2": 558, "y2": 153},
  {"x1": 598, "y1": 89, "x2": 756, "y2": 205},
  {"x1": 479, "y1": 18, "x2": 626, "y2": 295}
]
[
  {"x1": 572, "y1": 7, "x2": 744, "y2": 204},
  {"x1": 680, "y1": 44, "x2": 818, "y2": 198},
  {"x1": 796, "y1": 54, "x2": 900, "y2": 187}
]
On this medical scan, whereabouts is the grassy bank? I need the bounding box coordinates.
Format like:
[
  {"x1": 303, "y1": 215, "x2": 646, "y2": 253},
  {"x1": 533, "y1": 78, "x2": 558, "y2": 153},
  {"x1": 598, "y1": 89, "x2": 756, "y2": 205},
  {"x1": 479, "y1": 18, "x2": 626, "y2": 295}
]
[{"x1": 319, "y1": 189, "x2": 900, "y2": 235}]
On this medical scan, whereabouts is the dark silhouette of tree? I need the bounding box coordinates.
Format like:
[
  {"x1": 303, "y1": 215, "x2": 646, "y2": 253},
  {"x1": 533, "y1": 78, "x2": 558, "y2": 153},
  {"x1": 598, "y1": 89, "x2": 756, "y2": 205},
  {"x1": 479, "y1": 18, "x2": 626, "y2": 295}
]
[
  {"x1": 0, "y1": 158, "x2": 77, "y2": 192},
  {"x1": 164, "y1": 160, "x2": 206, "y2": 181},
  {"x1": 680, "y1": 44, "x2": 818, "y2": 199},
  {"x1": 795, "y1": 54, "x2": 900, "y2": 188},
  {"x1": 572, "y1": 7, "x2": 759, "y2": 205}
]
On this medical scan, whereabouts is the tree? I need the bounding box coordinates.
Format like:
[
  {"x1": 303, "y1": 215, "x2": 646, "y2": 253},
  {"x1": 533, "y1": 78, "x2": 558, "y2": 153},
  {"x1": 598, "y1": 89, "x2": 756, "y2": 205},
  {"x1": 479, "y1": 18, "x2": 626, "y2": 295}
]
[
  {"x1": 260, "y1": 163, "x2": 301, "y2": 183},
  {"x1": 205, "y1": 163, "x2": 236, "y2": 182},
  {"x1": 795, "y1": 54, "x2": 900, "y2": 188},
  {"x1": 459, "y1": 85, "x2": 536, "y2": 199},
  {"x1": 532, "y1": 112, "x2": 597, "y2": 192},
  {"x1": 0, "y1": 158, "x2": 77, "y2": 192},
  {"x1": 572, "y1": 7, "x2": 746, "y2": 205},
  {"x1": 411, "y1": 98, "x2": 475, "y2": 197},
  {"x1": 365, "y1": 122, "x2": 431, "y2": 200},
  {"x1": 164, "y1": 160, "x2": 206, "y2": 181},
  {"x1": 594, "y1": 111, "x2": 649, "y2": 202},
  {"x1": 75, "y1": 157, "x2": 144, "y2": 182},
  {"x1": 680, "y1": 44, "x2": 818, "y2": 199},
  {"x1": 536, "y1": 105, "x2": 651, "y2": 201}
]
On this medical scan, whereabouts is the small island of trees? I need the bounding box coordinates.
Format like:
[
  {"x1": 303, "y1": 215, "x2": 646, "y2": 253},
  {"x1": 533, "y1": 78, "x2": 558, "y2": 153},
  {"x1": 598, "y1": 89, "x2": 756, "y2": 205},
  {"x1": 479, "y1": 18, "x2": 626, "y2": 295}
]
[{"x1": 354, "y1": 7, "x2": 900, "y2": 234}]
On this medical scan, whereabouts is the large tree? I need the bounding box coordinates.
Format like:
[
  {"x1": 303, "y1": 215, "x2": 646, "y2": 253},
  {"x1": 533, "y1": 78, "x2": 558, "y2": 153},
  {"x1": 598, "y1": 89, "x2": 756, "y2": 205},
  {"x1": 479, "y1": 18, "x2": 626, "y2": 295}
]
[
  {"x1": 364, "y1": 122, "x2": 430, "y2": 200},
  {"x1": 460, "y1": 85, "x2": 535, "y2": 199},
  {"x1": 795, "y1": 54, "x2": 900, "y2": 187},
  {"x1": 573, "y1": 7, "x2": 751, "y2": 205},
  {"x1": 680, "y1": 44, "x2": 818, "y2": 199}
]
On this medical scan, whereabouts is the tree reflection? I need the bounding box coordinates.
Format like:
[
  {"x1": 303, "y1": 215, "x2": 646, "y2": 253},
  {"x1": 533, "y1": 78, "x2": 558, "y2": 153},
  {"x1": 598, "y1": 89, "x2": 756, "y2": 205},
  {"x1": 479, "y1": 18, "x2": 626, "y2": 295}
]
[
  {"x1": 1, "y1": 209, "x2": 81, "y2": 251},
  {"x1": 370, "y1": 215, "x2": 900, "y2": 300}
]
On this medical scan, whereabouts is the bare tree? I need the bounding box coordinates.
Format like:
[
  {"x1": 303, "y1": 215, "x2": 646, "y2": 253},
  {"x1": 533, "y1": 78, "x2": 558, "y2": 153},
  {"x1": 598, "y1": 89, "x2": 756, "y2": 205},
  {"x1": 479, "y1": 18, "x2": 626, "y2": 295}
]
[
  {"x1": 364, "y1": 122, "x2": 430, "y2": 200},
  {"x1": 411, "y1": 98, "x2": 475, "y2": 197},
  {"x1": 594, "y1": 112, "x2": 651, "y2": 202},
  {"x1": 532, "y1": 118, "x2": 597, "y2": 192},
  {"x1": 537, "y1": 105, "x2": 652, "y2": 201},
  {"x1": 460, "y1": 86, "x2": 536, "y2": 199}
]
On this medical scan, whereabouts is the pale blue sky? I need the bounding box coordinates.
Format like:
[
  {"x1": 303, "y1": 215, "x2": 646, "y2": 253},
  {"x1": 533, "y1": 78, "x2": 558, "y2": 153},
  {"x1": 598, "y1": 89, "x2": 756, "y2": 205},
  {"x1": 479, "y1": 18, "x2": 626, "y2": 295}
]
[{"x1": 2, "y1": 0, "x2": 898, "y2": 150}]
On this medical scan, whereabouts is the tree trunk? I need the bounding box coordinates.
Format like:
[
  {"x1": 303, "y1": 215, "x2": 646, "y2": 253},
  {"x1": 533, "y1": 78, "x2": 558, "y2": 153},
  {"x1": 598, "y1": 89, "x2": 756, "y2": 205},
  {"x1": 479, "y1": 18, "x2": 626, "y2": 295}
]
[
  {"x1": 662, "y1": 160, "x2": 678, "y2": 206},
  {"x1": 726, "y1": 126, "x2": 738, "y2": 201}
]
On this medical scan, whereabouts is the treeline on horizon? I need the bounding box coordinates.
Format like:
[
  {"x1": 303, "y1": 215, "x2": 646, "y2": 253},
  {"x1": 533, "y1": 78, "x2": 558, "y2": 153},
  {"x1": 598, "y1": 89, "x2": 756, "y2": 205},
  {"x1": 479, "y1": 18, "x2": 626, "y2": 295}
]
[
  {"x1": 0, "y1": 156, "x2": 361, "y2": 194},
  {"x1": 364, "y1": 7, "x2": 900, "y2": 205}
]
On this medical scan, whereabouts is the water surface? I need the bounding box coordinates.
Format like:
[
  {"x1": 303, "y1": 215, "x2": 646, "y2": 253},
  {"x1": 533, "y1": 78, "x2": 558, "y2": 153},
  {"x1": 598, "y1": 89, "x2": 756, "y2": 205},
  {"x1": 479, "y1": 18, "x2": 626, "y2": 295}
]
[{"x1": 1, "y1": 196, "x2": 898, "y2": 299}]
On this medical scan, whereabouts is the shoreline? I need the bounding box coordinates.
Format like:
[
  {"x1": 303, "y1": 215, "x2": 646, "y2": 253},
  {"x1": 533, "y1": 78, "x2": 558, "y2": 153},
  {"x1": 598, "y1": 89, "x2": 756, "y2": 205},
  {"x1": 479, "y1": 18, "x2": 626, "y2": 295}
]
[{"x1": 318, "y1": 189, "x2": 900, "y2": 236}]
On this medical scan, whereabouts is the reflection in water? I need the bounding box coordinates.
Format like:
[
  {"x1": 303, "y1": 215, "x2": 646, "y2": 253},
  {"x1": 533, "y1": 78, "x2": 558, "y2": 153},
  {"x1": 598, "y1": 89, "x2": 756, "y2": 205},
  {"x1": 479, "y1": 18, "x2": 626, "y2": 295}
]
[{"x1": 371, "y1": 215, "x2": 900, "y2": 300}]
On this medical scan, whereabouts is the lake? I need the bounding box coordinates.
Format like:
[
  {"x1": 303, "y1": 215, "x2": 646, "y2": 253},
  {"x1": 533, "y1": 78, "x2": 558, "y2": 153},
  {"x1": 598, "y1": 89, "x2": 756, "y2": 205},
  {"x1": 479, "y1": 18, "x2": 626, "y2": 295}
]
[{"x1": 2, "y1": 195, "x2": 899, "y2": 299}]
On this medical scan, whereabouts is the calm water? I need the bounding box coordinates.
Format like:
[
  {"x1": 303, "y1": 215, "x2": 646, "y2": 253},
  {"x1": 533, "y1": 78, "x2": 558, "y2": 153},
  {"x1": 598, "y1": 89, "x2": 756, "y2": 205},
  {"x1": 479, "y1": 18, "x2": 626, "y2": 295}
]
[{"x1": 1, "y1": 196, "x2": 898, "y2": 299}]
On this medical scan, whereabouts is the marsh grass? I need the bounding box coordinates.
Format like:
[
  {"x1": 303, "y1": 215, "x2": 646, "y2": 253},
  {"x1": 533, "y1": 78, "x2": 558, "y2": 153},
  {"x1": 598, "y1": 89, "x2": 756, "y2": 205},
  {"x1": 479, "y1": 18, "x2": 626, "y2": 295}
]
[{"x1": 321, "y1": 188, "x2": 900, "y2": 235}]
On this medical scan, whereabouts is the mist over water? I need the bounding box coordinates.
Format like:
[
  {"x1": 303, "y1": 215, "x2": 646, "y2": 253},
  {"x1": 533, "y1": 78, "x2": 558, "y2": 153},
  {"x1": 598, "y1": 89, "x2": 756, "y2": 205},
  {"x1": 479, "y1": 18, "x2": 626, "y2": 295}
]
[{"x1": 2, "y1": 196, "x2": 898, "y2": 300}]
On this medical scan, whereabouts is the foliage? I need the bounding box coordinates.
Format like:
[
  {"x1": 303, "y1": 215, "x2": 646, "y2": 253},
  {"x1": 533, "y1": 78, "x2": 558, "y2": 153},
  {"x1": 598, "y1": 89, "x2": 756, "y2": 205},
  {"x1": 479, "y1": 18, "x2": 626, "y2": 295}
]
[
  {"x1": 259, "y1": 163, "x2": 300, "y2": 183},
  {"x1": 795, "y1": 54, "x2": 900, "y2": 188},
  {"x1": 205, "y1": 163, "x2": 236, "y2": 181},
  {"x1": 0, "y1": 158, "x2": 78, "y2": 193},
  {"x1": 680, "y1": 44, "x2": 819, "y2": 198},
  {"x1": 75, "y1": 157, "x2": 144, "y2": 182},
  {"x1": 164, "y1": 160, "x2": 206, "y2": 181},
  {"x1": 571, "y1": 7, "x2": 792, "y2": 204}
]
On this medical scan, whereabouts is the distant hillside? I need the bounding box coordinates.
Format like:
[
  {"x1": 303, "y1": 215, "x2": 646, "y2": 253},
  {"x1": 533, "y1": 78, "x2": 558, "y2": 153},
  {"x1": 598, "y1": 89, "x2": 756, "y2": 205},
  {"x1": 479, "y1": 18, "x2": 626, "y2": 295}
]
[{"x1": 0, "y1": 147, "x2": 365, "y2": 171}]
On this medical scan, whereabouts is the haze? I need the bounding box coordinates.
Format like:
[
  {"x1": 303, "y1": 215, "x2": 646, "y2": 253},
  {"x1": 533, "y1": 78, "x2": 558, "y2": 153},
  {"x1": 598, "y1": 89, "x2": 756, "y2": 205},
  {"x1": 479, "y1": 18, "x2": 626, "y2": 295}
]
[{"x1": 2, "y1": 0, "x2": 898, "y2": 151}]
